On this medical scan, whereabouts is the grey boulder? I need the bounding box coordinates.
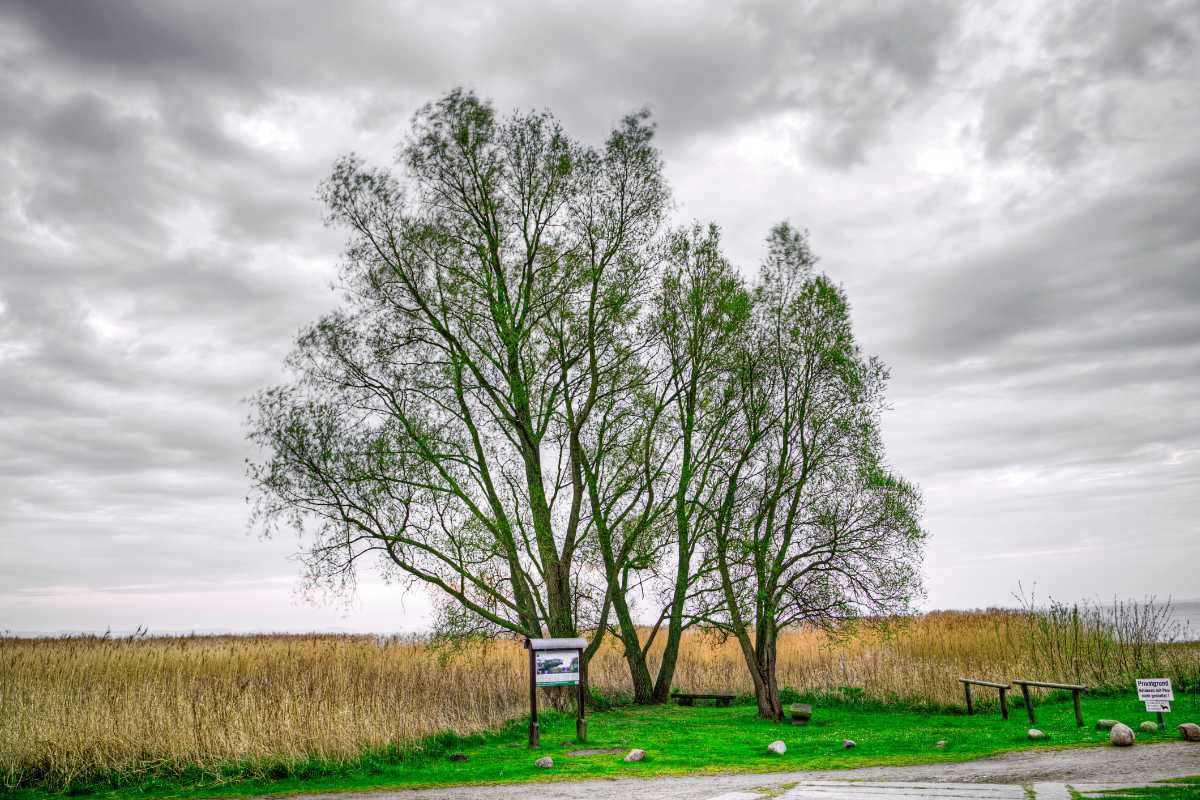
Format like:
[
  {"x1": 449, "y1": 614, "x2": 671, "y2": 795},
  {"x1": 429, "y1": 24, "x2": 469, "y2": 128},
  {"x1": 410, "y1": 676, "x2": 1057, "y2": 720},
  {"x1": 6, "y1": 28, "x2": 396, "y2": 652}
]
[
  {"x1": 1095, "y1": 719, "x2": 1120, "y2": 730},
  {"x1": 534, "y1": 756, "x2": 554, "y2": 768},
  {"x1": 624, "y1": 748, "x2": 645, "y2": 762},
  {"x1": 1109, "y1": 723, "x2": 1135, "y2": 747},
  {"x1": 767, "y1": 740, "x2": 787, "y2": 755},
  {"x1": 1179, "y1": 723, "x2": 1200, "y2": 741},
  {"x1": 1138, "y1": 721, "x2": 1158, "y2": 733},
  {"x1": 842, "y1": 739, "x2": 857, "y2": 749},
  {"x1": 790, "y1": 703, "x2": 813, "y2": 724}
]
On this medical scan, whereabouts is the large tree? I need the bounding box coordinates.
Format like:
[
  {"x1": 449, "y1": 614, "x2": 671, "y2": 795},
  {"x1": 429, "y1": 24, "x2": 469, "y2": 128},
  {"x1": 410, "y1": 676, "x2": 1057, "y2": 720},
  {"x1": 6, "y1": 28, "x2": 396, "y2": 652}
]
[
  {"x1": 248, "y1": 90, "x2": 667, "y2": 650},
  {"x1": 249, "y1": 91, "x2": 923, "y2": 712},
  {"x1": 567, "y1": 223, "x2": 754, "y2": 703},
  {"x1": 643, "y1": 223, "x2": 751, "y2": 701},
  {"x1": 697, "y1": 224, "x2": 926, "y2": 720}
]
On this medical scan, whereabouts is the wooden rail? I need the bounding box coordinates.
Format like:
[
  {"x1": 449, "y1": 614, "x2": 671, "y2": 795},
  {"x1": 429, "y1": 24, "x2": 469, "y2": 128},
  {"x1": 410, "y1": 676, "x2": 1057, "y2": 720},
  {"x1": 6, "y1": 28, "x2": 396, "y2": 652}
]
[
  {"x1": 1011, "y1": 679, "x2": 1088, "y2": 726},
  {"x1": 959, "y1": 678, "x2": 1010, "y2": 720}
]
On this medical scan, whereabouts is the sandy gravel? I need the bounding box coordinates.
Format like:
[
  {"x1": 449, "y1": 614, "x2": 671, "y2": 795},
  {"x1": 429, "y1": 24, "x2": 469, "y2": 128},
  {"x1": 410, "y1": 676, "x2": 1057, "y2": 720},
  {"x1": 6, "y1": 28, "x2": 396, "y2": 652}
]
[{"x1": 281, "y1": 742, "x2": 1200, "y2": 800}]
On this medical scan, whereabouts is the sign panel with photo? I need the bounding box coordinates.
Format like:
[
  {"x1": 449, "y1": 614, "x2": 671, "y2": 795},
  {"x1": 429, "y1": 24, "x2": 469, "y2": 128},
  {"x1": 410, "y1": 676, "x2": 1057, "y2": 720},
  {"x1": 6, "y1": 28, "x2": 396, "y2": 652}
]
[
  {"x1": 535, "y1": 649, "x2": 580, "y2": 686},
  {"x1": 525, "y1": 636, "x2": 588, "y2": 745}
]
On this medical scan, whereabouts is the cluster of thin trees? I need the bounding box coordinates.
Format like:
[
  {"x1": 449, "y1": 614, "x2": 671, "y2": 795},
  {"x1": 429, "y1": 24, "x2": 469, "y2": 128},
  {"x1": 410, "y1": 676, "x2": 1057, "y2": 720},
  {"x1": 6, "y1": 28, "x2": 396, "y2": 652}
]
[{"x1": 248, "y1": 90, "x2": 925, "y2": 720}]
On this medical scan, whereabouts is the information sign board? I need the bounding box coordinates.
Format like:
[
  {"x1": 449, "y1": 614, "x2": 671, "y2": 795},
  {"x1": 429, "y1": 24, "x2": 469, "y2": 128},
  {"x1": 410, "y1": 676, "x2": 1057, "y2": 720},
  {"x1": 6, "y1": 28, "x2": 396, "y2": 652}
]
[
  {"x1": 1136, "y1": 678, "x2": 1173, "y2": 703},
  {"x1": 1137, "y1": 679, "x2": 1173, "y2": 717},
  {"x1": 524, "y1": 637, "x2": 589, "y2": 746}
]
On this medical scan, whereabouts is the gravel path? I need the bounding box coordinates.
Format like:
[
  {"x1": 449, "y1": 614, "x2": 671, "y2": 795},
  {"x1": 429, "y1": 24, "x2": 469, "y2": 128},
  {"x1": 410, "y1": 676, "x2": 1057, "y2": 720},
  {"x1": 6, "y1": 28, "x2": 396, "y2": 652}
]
[{"x1": 281, "y1": 742, "x2": 1200, "y2": 800}]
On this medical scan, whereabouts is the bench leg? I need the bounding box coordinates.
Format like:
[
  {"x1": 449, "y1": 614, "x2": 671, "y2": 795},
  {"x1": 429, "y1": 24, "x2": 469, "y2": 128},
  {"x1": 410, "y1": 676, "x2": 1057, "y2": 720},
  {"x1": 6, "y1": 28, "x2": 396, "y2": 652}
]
[
  {"x1": 963, "y1": 683, "x2": 973, "y2": 715},
  {"x1": 1020, "y1": 684, "x2": 1035, "y2": 726},
  {"x1": 1072, "y1": 690, "x2": 1083, "y2": 727},
  {"x1": 999, "y1": 687, "x2": 1008, "y2": 721}
]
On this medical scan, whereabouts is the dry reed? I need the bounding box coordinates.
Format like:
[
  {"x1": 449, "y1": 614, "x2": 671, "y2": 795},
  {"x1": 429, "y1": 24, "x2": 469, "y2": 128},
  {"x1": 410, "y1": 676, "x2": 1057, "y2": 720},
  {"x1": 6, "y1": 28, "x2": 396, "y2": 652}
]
[{"x1": 3, "y1": 604, "x2": 1197, "y2": 790}]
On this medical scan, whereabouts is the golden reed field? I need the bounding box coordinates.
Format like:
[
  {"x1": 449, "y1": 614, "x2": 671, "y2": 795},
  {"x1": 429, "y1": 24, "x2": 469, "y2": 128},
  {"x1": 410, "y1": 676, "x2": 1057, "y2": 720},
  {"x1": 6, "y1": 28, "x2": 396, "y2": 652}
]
[{"x1": 3, "y1": 607, "x2": 1198, "y2": 789}]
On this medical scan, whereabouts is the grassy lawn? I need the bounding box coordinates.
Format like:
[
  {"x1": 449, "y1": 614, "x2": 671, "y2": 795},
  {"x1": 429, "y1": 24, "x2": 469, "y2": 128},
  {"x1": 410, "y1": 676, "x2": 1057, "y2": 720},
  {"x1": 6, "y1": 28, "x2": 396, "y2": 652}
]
[
  {"x1": 1081, "y1": 776, "x2": 1200, "y2": 799},
  {"x1": 4, "y1": 692, "x2": 1193, "y2": 799}
]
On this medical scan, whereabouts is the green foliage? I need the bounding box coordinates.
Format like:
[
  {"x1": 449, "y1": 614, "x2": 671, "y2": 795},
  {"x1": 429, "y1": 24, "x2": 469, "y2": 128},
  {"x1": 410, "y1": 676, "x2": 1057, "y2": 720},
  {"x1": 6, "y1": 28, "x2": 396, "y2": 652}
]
[
  {"x1": 588, "y1": 685, "x2": 632, "y2": 710},
  {"x1": 249, "y1": 87, "x2": 671, "y2": 643}
]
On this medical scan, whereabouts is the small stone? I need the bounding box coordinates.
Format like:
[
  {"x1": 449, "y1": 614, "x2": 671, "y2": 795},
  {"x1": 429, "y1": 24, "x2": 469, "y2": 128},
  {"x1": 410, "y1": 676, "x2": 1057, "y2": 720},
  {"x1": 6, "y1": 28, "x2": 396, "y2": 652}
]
[
  {"x1": 624, "y1": 748, "x2": 645, "y2": 762},
  {"x1": 1109, "y1": 723, "x2": 1135, "y2": 747},
  {"x1": 1027, "y1": 729, "x2": 1047, "y2": 740},
  {"x1": 1139, "y1": 721, "x2": 1158, "y2": 733},
  {"x1": 767, "y1": 740, "x2": 787, "y2": 755},
  {"x1": 448, "y1": 752, "x2": 468, "y2": 762},
  {"x1": 842, "y1": 739, "x2": 856, "y2": 749},
  {"x1": 935, "y1": 740, "x2": 947, "y2": 749},
  {"x1": 534, "y1": 756, "x2": 554, "y2": 768},
  {"x1": 1179, "y1": 723, "x2": 1200, "y2": 741},
  {"x1": 1095, "y1": 719, "x2": 1120, "y2": 730}
]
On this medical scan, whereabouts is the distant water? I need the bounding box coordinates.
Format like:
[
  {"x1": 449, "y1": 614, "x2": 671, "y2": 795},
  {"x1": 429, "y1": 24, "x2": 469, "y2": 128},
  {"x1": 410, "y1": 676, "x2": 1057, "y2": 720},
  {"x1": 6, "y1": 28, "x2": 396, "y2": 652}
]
[{"x1": 1170, "y1": 600, "x2": 1200, "y2": 642}]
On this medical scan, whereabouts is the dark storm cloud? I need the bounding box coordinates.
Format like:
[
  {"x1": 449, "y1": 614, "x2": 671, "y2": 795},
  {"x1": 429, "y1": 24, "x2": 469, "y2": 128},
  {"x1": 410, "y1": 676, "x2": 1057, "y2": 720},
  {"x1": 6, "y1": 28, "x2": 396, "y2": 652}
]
[
  {"x1": 1, "y1": 0, "x2": 1197, "y2": 627},
  {"x1": 6, "y1": 0, "x2": 964, "y2": 162}
]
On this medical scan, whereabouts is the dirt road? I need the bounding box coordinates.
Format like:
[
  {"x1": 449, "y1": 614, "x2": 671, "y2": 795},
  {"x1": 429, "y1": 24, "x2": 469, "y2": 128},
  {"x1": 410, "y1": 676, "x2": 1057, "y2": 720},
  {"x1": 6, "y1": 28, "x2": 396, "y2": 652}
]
[{"x1": 281, "y1": 742, "x2": 1199, "y2": 800}]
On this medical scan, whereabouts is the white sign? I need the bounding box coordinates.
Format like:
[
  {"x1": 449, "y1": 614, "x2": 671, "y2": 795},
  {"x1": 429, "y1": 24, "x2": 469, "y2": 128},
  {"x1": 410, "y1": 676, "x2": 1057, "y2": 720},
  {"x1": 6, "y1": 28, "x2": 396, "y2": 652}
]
[
  {"x1": 1136, "y1": 678, "x2": 1174, "y2": 703},
  {"x1": 535, "y1": 649, "x2": 580, "y2": 687},
  {"x1": 1145, "y1": 701, "x2": 1171, "y2": 713}
]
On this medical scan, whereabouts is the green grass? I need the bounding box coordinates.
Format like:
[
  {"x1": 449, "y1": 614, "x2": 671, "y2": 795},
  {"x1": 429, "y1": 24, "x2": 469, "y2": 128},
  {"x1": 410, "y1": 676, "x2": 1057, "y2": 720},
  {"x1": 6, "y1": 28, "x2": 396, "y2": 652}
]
[
  {"x1": 1079, "y1": 776, "x2": 1200, "y2": 799},
  {"x1": 4, "y1": 692, "x2": 1193, "y2": 800}
]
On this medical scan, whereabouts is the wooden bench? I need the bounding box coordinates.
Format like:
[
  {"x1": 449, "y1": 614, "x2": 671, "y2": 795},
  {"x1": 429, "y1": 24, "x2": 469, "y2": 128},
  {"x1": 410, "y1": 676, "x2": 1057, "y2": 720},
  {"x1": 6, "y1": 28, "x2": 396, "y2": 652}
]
[
  {"x1": 1011, "y1": 679, "x2": 1087, "y2": 726},
  {"x1": 959, "y1": 678, "x2": 1011, "y2": 720},
  {"x1": 671, "y1": 691, "x2": 734, "y2": 707}
]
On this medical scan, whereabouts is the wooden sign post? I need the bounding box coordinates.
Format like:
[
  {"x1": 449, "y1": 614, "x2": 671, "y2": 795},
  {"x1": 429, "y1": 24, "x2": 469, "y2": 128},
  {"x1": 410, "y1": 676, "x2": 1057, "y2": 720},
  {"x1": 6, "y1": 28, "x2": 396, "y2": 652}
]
[{"x1": 524, "y1": 637, "x2": 588, "y2": 747}]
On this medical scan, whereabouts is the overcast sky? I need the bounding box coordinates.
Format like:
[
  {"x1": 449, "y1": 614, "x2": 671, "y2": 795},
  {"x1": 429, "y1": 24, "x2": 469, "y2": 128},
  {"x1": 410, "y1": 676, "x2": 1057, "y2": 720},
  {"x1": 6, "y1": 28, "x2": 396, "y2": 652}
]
[{"x1": 2, "y1": 0, "x2": 1198, "y2": 634}]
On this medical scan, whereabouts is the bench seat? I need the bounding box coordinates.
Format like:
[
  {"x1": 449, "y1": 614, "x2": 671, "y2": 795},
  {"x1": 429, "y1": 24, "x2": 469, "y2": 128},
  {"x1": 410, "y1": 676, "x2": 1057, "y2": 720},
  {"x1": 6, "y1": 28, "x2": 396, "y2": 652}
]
[{"x1": 671, "y1": 691, "x2": 734, "y2": 707}]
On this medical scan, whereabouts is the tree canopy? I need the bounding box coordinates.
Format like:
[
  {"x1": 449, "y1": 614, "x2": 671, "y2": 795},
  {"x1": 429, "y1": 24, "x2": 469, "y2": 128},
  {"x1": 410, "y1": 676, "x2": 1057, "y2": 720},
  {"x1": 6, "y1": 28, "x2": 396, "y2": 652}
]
[{"x1": 248, "y1": 89, "x2": 925, "y2": 714}]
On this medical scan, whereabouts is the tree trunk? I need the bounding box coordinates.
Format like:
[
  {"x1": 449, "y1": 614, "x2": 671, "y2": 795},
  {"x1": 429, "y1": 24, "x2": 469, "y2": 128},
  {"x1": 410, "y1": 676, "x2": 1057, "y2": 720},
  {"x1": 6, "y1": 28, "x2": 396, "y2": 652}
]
[
  {"x1": 730, "y1": 625, "x2": 780, "y2": 721},
  {"x1": 651, "y1": 544, "x2": 690, "y2": 702},
  {"x1": 652, "y1": 420, "x2": 695, "y2": 703},
  {"x1": 611, "y1": 590, "x2": 656, "y2": 704},
  {"x1": 752, "y1": 637, "x2": 783, "y2": 721},
  {"x1": 520, "y1": 444, "x2": 575, "y2": 637}
]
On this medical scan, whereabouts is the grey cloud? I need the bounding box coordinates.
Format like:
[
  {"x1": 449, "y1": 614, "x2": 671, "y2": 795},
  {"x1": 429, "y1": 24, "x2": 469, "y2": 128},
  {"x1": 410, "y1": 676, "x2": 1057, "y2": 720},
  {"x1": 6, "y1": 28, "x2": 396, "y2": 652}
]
[
  {"x1": 1049, "y1": 0, "x2": 1200, "y2": 78},
  {"x1": 867, "y1": 152, "x2": 1200, "y2": 541},
  {"x1": 980, "y1": 71, "x2": 1091, "y2": 168},
  {"x1": 29, "y1": 92, "x2": 147, "y2": 157},
  {"x1": 6, "y1": 1, "x2": 253, "y2": 82},
  {"x1": 980, "y1": 0, "x2": 1200, "y2": 169},
  {"x1": 1, "y1": 0, "x2": 1197, "y2": 628},
  {"x1": 905, "y1": 155, "x2": 1200, "y2": 361},
  {"x1": 7, "y1": 0, "x2": 966, "y2": 168},
  {"x1": 748, "y1": 0, "x2": 963, "y2": 166}
]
